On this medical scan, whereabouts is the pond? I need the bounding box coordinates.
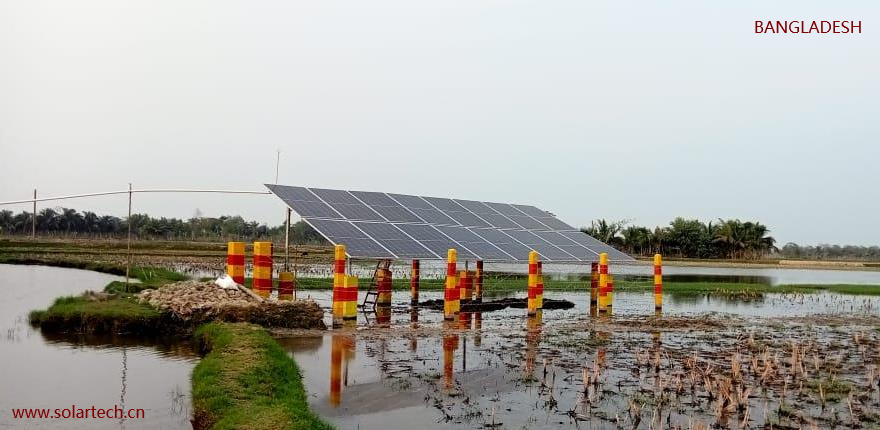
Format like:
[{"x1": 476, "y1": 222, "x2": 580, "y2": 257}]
[
  {"x1": 283, "y1": 288, "x2": 880, "y2": 429},
  {"x1": 0, "y1": 264, "x2": 196, "y2": 429}
]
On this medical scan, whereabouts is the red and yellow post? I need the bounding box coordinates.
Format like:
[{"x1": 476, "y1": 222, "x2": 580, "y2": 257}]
[
  {"x1": 226, "y1": 242, "x2": 245, "y2": 285},
  {"x1": 459, "y1": 270, "x2": 472, "y2": 302},
  {"x1": 654, "y1": 254, "x2": 663, "y2": 311},
  {"x1": 444, "y1": 249, "x2": 459, "y2": 321},
  {"x1": 377, "y1": 266, "x2": 392, "y2": 307},
  {"x1": 278, "y1": 271, "x2": 294, "y2": 301},
  {"x1": 332, "y1": 244, "x2": 346, "y2": 328},
  {"x1": 252, "y1": 241, "x2": 273, "y2": 298},
  {"x1": 590, "y1": 261, "x2": 599, "y2": 307},
  {"x1": 474, "y1": 260, "x2": 484, "y2": 303},
  {"x1": 376, "y1": 267, "x2": 391, "y2": 324},
  {"x1": 343, "y1": 274, "x2": 358, "y2": 321},
  {"x1": 536, "y1": 261, "x2": 544, "y2": 311},
  {"x1": 410, "y1": 259, "x2": 420, "y2": 306},
  {"x1": 598, "y1": 252, "x2": 609, "y2": 313},
  {"x1": 527, "y1": 250, "x2": 539, "y2": 317}
]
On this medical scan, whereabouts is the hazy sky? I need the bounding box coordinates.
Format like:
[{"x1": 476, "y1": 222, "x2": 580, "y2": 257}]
[{"x1": 1, "y1": 1, "x2": 878, "y2": 246}]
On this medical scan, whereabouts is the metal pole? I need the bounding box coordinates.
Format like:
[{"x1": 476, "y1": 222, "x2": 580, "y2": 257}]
[
  {"x1": 126, "y1": 183, "x2": 132, "y2": 289},
  {"x1": 275, "y1": 150, "x2": 281, "y2": 184},
  {"x1": 285, "y1": 208, "x2": 291, "y2": 271},
  {"x1": 31, "y1": 189, "x2": 36, "y2": 239}
]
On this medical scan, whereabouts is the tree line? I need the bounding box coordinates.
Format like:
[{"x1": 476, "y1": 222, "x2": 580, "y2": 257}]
[
  {"x1": 3, "y1": 208, "x2": 876, "y2": 261},
  {"x1": 581, "y1": 218, "x2": 777, "y2": 260},
  {"x1": 0, "y1": 207, "x2": 328, "y2": 244}
]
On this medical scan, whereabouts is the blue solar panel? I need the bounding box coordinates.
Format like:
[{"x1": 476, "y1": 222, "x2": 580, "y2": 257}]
[{"x1": 267, "y1": 184, "x2": 633, "y2": 262}]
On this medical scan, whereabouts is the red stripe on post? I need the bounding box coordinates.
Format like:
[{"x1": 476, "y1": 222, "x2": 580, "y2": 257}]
[
  {"x1": 654, "y1": 285, "x2": 662, "y2": 294},
  {"x1": 528, "y1": 263, "x2": 537, "y2": 274},
  {"x1": 226, "y1": 255, "x2": 245, "y2": 265},
  {"x1": 334, "y1": 260, "x2": 345, "y2": 273},
  {"x1": 253, "y1": 279, "x2": 272, "y2": 289},
  {"x1": 654, "y1": 266, "x2": 662, "y2": 275},
  {"x1": 446, "y1": 263, "x2": 456, "y2": 276}
]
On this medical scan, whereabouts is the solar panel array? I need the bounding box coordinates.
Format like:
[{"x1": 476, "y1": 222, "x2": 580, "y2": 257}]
[{"x1": 266, "y1": 184, "x2": 633, "y2": 263}]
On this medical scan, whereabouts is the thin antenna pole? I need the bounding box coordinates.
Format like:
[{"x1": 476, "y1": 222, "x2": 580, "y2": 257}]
[
  {"x1": 275, "y1": 150, "x2": 280, "y2": 184},
  {"x1": 126, "y1": 183, "x2": 132, "y2": 289},
  {"x1": 31, "y1": 189, "x2": 36, "y2": 239}
]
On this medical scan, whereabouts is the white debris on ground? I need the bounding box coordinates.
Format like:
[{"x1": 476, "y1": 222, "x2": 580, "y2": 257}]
[{"x1": 137, "y1": 280, "x2": 326, "y2": 329}]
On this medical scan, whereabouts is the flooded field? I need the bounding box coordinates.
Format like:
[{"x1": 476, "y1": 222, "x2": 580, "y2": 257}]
[
  {"x1": 281, "y1": 290, "x2": 880, "y2": 429},
  {"x1": 0, "y1": 264, "x2": 196, "y2": 429}
]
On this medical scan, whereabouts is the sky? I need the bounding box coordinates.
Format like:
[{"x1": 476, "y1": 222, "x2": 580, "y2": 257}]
[{"x1": 1, "y1": 0, "x2": 878, "y2": 246}]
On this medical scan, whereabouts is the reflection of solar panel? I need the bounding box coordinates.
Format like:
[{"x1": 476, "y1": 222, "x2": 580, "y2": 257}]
[{"x1": 266, "y1": 184, "x2": 633, "y2": 263}]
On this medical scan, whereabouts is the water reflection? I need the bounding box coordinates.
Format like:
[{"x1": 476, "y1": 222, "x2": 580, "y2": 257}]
[
  {"x1": 330, "y1": 334, "x2": 356, "y2": 407},
  {"x1": 0, "y1": 265, "x2": 196, "y2": 429},
  {"x1": 524, "y1": 310, "x2": 542, "y2": 377}
]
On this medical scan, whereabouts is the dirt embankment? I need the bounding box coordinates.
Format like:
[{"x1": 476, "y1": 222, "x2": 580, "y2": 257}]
[{"x1": 138, "y1": 281, "x2": 326, "y2": 329}]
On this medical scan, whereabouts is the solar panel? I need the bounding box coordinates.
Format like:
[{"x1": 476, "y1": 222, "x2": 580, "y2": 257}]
[
  {"x1": 304, "y1": 219, "x2": 395, "y2": 258},
  {"x1": 435, "y1": 226, "x2": 512, "y2": 260},
  {"x1": 265, "y1": 185, "x2": 342, "y2": 219},
  {"x1": 352, "y1": 222, "x2": 437, "y2": 258},
  {"x1": 267, "y1": 184, "x2": 634, "y2": 262},
  {"x1": 502, "y1": 230, "x2": 579, "y2": 261},
  {"x1": 469, "y1": 228, "x2": 534, "y2": 260},
  {"x1": 395, "y1": 224, "x2": 476, "y2": 260}
]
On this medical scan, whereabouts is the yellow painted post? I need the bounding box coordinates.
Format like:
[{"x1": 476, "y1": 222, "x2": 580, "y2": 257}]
[
  {"x1": 527, "y1": 250, "x2": 538, "y2": 317},
  {"x1": 278, "y1": 271, "x2": 294, "y2": 300},
  {"x1": 344, "y1": 275, "x2": 358, "y2": 321},
  {"x1": 598, "y1": 253, "x2": 609, "y2": 313},
  {"x1": 536, "y1": 261, "x2": 544, "y2": 311},
  {"x1": 226, "y1": 242, "x2": 245, "y2": 285},
  {"x1": 654, "y1": 254, "x2": 663, "y2": 311},
  {"x1": 332, "y1": 244, "x2": 346, "y2": 328},
  {"x1": 253, "y1": 241, "x2": 273, "y2": 298},
  {"x1": 444, "y1": 249, "x2": 459, "y2": 321}
]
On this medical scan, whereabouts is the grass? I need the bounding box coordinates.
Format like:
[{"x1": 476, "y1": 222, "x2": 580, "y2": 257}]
[
  {"x1": 28, "y1": 295, "x2": 179, "y2": 334},
  {"x1": 192, "y1": 322, "x2": 334, "y2": 430},
  {"x1": 28, "y1": 264, "x2": 188, "y2": 333}
]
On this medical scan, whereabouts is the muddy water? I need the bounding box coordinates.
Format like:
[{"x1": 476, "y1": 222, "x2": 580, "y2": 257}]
[
  {"x1": 0, "y1": 264, "x2": 196, "y2": 429},
  {"x1": 282, "y1": 290, "x2": 880, "y2": 429}
]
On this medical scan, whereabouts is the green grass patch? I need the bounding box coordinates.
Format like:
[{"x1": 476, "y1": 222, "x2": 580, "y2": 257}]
[
  {"x1": 28, "y1": 263, "x2": 189, "y2": 333},
  {"x1": 776, "y1": 284, "x2": 880, "y2": 296},
  {"x1": 192, "y1": 322, "x2": 334, "y2": 430},
  {"x1": 28, "y1": 295, "x2": 181, "y2": 334}
]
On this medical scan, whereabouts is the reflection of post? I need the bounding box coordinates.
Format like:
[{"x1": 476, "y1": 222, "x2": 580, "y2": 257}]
[
  {"x1": 330, "y1": 334, "x2": 356, "y2": 407},
  {"x1": 525, "y1": 310, "x2": 543, "y2": 376},
  {"x1": 443, "y1": 333, "x2": 459, "y2": 389},
  {"x1": 330, "y1": 335, "x2": 342, "y2": 406},
  {"x1": 444, "y1": 249, "x2": 459, "y2": 321},
  {"x1": 473, "y1": 312, "x2": 482, "y2": 347}
]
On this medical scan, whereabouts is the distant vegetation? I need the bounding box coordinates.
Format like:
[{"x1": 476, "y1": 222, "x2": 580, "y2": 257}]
[
  {"x1": 3, "y1": 208, "x2": 876, "y2": 262},
  {"x1": 582, "y1": 218, "x2": 776, "y2": 260},
  {"x1": 0, "y1": 208, "x2": 328, "y2": 244}
]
